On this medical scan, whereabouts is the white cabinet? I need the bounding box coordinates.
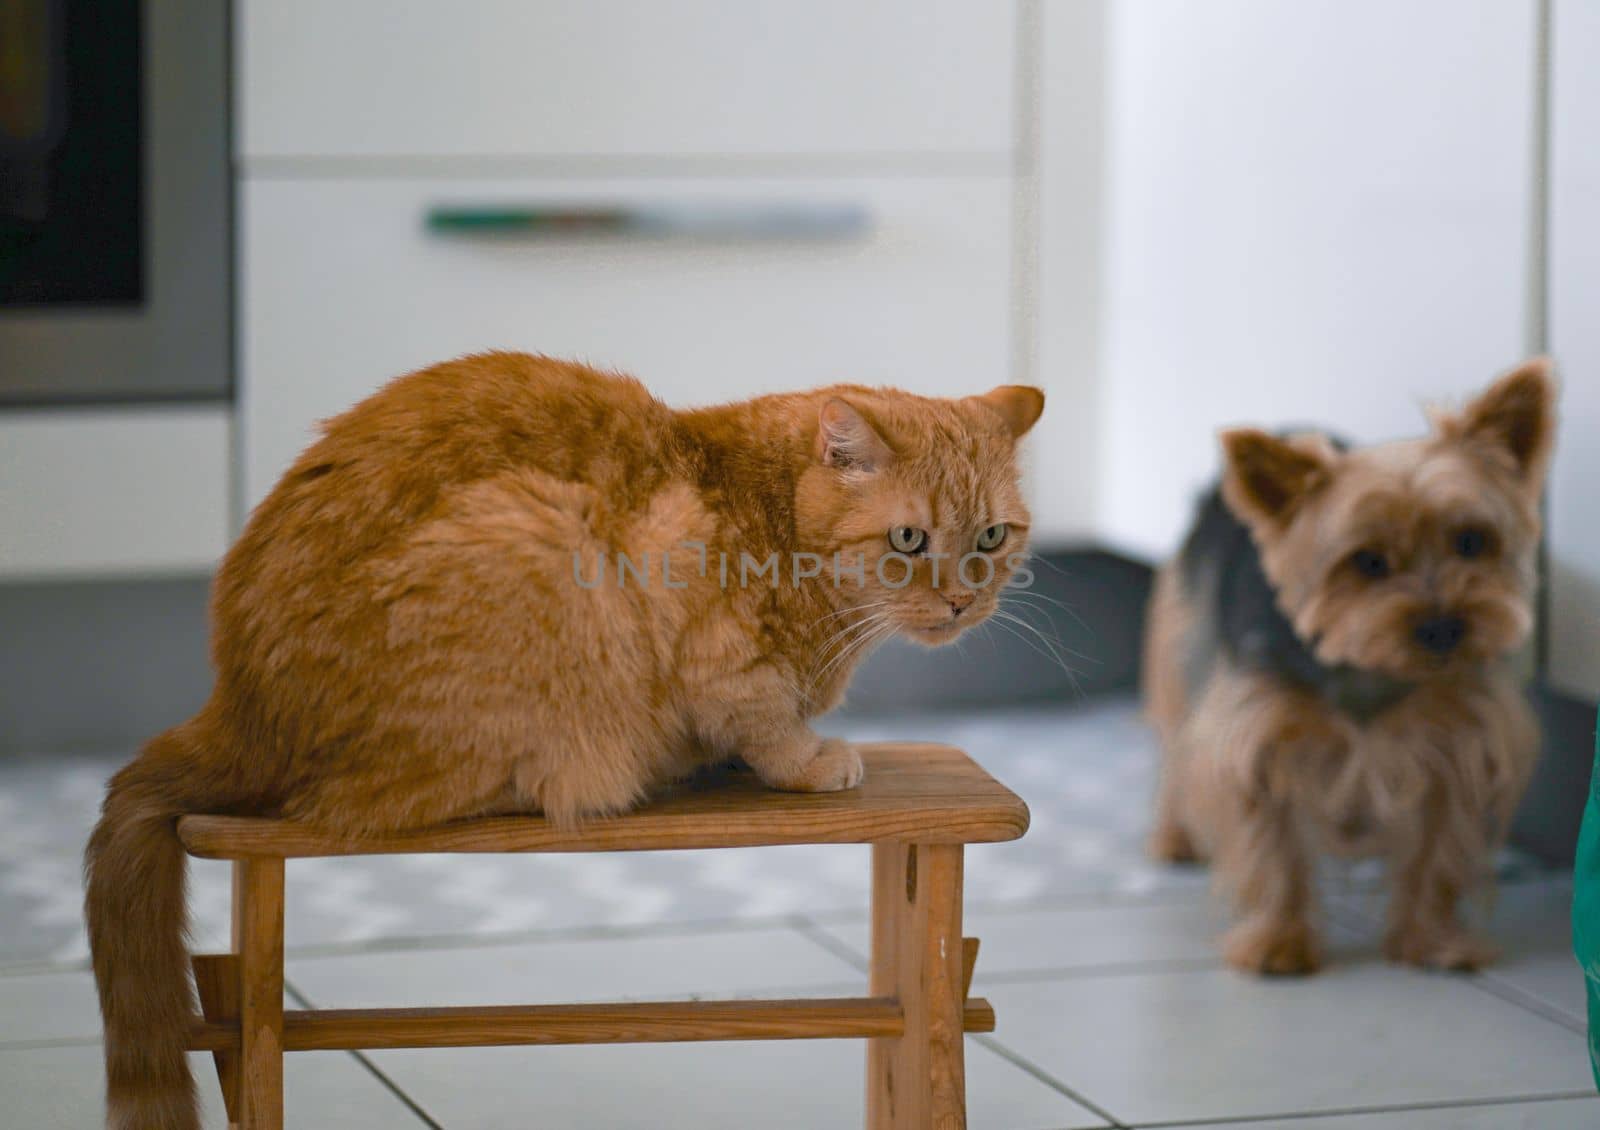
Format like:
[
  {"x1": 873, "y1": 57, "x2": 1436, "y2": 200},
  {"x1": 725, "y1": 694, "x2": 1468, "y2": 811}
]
[
  {"x1": 1086, "y1": 0, "x2": 1538, "y2": 559},
  {"x1": 237, "y1": 0, "x2": 1014, "y2": 162},
  {"x1": 0, "y1": 409, "x2": 231, "y2": 579},
  {"x1": 240, "y1": 175, "x2": 1012, "y2": 505},
  {"x1": 1548, "y1": 0, "x2": 1600, "y2": 701},
  {"x1": 235, "y1": 1, "x2": 1022, "y2": 512}
]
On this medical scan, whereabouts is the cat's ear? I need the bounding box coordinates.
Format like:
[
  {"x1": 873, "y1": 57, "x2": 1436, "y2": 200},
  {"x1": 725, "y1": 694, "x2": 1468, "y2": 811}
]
[
  {"x1": 973, "y1": 386, "x2": 1045, "y2": 438},
  {"x1": 817, "y1": 398, "x2": 893, "y2": 472},
  {"x1": 1220, "y1": 429, "x2": 1331, "y2": 530},
  {"x1": 1438, "y1": 357, "x2": 1557, "y2": 485}
]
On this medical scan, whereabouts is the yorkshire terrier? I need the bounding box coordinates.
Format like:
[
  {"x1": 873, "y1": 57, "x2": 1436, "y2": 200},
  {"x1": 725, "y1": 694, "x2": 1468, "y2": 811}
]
[{"x1": 1144, "y1": 359, "x2": 1557, "y2": 975}]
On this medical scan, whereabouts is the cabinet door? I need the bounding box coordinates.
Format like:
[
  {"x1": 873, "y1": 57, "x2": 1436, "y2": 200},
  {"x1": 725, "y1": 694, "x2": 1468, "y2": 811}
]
[
  {"x1": 237, "y1": 0, "x2": 1013, "y2": 162},
  {"x1": 0, "y1": 409, "x2": 230, "y2": 578},
  {"x1": 239, "y1": 176, "x2": 1012, "y2": 506},
  {"x1": 1549, "y1": 0, "x2": 1600, "y2": 701},
  {"x1": 1092, "y1": 0, "x2": 1538, "y2": 559}
]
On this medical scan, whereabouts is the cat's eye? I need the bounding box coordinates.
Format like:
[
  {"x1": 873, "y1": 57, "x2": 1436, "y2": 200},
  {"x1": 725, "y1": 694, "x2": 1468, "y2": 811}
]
[
  {"x1": 888, "y1": 526, "x2": 928, "y2": 554},
  {"x1": 976, "y1": 524, "x2": 1008, "y2": 551},
  {"x1": 1350, "y1": 549, "x2": 1390, "y2": 579},
  {"x1": 1453, "y1": 526, "x2": 1494, "y2": 559}
]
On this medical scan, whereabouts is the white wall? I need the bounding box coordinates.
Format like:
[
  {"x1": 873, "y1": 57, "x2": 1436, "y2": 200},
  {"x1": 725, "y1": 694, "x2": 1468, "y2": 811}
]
[
  {"x1": 1092, "y1": 0, "x2": 1538, "y2": 560},
  {"x1": 1028, "y1": 0, "x2": 1108, "y2": 544},
  {"x1": 1548, "y1": 0, "x2": 1600, "y2": 700}
]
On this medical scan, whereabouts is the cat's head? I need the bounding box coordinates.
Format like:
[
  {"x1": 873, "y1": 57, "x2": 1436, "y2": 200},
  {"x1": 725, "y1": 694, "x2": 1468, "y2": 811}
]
[{"x1": 795, "y1": 385, "x2": 1044, "y2": 646}]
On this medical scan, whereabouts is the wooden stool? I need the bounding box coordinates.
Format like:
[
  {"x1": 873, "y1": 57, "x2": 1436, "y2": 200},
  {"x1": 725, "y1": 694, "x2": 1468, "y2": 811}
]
[{"x1": 178, "y1": 742, "x2": 1029, "y2": 1129}]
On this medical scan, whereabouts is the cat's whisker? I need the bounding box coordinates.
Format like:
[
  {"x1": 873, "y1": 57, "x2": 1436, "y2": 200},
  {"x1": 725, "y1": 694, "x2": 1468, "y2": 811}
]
[
  {"x1": 835, "y1": 620, "x2": 898, "y2": 674},
  {"x1": 808, "y1": 616, "x2": 878, "y2": 684},
  {"x1": 991, "y1": 606, "x2": 1070, "y2": 662},
  {"x1": 1003, "y1": 586, "x2": 1090, "y2": 633},
  {"x1": 813, "y1": 602, "x2": 894, "y2": 641},
  {"x1": 813, "y1": 608, "x2": 890, "y2": 660},
  {"x1": 807, "y1": 600, "x2": 893, "y2": 630},
  {"x1": 810, "y1": 613, "x2": 895, "y2": 689},
  {"x1": 986, "y1": 608, "x2": 1083, "y2": 695},
  {"x1": 815, "y1": 615, "x2": 890, "y2": 679},
  {"x1": 984, "y1": 617, "x2": 1082, "y2": 699},
  {"x1": 999, "y1": 596, "x2": 1096, "y2": 665}
]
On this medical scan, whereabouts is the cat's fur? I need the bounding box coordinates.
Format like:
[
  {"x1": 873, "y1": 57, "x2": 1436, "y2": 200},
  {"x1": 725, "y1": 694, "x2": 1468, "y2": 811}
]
[{"x1": 84, "y1": 351, "x2": 1043, "y2": 1129}]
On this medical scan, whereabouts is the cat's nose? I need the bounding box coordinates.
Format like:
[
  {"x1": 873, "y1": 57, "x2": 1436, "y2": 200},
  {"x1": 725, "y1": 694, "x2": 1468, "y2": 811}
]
[
  {"x1": 1414, "y1": 614, "x2": 1468, "y2": 655},
  {"x1": 944, "y1": 590, "x2": 976, "y2": 617}
]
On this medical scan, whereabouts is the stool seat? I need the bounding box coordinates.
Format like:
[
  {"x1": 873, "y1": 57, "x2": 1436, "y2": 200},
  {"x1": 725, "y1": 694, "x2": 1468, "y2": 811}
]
[
  {"x1": 177, "y1": 742, "x2": 1029, "y2": 858},
  {"x1": 180, "y1": 741, "x2": 1028, "y2": 1129}
]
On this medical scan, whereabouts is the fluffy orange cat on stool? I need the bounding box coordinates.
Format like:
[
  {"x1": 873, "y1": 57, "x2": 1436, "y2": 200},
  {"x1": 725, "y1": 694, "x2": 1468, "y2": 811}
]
[
  {"x1": 84, "y1": 352, "x2": 1044, "y2": 1130},
  {"x1": 1145, "y1": 360, "x2": 1556, "y2": 977}
]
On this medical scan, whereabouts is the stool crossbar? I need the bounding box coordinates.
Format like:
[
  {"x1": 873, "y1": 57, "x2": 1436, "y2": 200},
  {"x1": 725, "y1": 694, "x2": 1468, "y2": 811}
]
[{"x1": 177, "y1": 743, "x2": 1030, "y2": 1129}]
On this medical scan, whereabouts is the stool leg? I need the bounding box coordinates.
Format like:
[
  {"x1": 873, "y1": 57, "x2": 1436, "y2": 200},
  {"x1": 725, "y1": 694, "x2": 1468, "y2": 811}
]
[
  {"x1": 867, "y1": 843, "x2": 966, "y2": 1130},
  {"x1": 234, "y1": 859, "x2": 285, "y2": 1130}
]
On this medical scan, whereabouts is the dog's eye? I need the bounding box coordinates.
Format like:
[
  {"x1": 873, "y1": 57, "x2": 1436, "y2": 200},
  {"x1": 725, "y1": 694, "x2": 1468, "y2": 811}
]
[
  {"x1": 887, "y1": 526, "x2": 928, "y2": 554},
  {"x1": 1453, "y1": 526, "x2": 1494, "y2": 559},
  {"x1": 976, "y1": 523, "x2": 1008, "y2": 551},
  {"x1": 1350, "y1": 549, "x2": 1390, "y2": 579}
]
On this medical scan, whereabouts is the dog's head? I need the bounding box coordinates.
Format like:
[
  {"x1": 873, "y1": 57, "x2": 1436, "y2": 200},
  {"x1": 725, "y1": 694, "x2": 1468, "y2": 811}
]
[{"x1": 1218, "y1": 359, "x2": 1556, "y2": 681}]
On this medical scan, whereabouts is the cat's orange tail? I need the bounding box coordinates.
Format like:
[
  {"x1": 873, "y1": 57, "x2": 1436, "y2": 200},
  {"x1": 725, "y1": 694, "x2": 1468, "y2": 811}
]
[{"x1": 84, "y1": 721, "x2": 221, "y2": 1130}]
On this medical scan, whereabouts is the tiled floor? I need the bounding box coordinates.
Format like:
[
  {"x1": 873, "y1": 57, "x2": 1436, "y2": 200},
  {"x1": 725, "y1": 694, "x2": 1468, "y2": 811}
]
[{"x1": 2, "y1": 696, "x2": 1595, "y2": 1128}]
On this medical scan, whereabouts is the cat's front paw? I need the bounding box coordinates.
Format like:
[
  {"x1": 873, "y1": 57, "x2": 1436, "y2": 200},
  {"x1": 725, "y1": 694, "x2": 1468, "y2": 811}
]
[{"x1": 793, "y1": 738, "x2": 865, "y2": 792}]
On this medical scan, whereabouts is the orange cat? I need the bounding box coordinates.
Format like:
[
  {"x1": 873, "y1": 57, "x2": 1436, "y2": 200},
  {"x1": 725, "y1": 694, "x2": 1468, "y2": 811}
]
[{"x1": 84, "y1": 351, "x2": 1043, "y2": 1130}]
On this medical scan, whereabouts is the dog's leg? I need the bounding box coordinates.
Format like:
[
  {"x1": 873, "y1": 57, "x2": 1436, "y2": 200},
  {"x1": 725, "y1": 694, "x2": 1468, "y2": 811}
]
[
  {"x1": 1216, "y1": 773, "x2": 1322, "y2": 976},
  {"x1": 1144, "y1": 565, "x2": 1204, "y2": 864},
  {"x1": 1187, "y1": 665, "x2": 1332, "y2": 975},
  {"x1": 1149, "y1": 764, "x2": 1202, "y2": 864},
  {"x1": 1383, "y1": 783, "x2": 1498, "y2": 971}
]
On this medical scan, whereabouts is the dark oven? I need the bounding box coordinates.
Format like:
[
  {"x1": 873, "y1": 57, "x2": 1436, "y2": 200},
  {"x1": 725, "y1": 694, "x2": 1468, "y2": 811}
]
[{"x1": 0, "y1": 0, "x2": 228, "y2": 403}]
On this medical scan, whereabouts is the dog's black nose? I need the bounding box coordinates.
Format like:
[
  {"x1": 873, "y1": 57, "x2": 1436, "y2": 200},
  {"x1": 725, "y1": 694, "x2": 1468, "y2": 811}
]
[{"x1": 1414, "y1": 615, "x2": 1468, "y2": 655}]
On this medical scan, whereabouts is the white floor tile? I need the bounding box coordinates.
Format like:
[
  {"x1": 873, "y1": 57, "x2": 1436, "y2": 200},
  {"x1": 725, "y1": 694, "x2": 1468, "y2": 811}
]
[
  {"x1": 288, "y1": 924, "x2": 866, "y2": 1009},
  {"x1": 289, "y1": 926, "x2": 1108, "y2": 1127},
  {"x1": 983, "y1": 962, "x2": 1593, "y2": 1125},
  {"x1": 1155, "y1": 1097, "x2": 1600, "y2": 1129},
  {"x1": 0, "y1": 969, "x2": 99, "y2": 1044},
  {"x1": 810, "y1": 891, "x2": 1372, "y2": 980},
  {"x1": 816, "y1": 896, "x2": 1232, "y2": 976},
  {"x1": 0, "y1": 1044, "x2": 429, "y2": 1130},
  {"x1": 368, "y1": 1037, "x2": 1106, "y2": 1130},
  {"x1": 1484, "y1": 951, "x2": 1588, "y2": 1026},
  {"x1": 1331, "y1": 876, "x2": 1584, "y2": 1024}
]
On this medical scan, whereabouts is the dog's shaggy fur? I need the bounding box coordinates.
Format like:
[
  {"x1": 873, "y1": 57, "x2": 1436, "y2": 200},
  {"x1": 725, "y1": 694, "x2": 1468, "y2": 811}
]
[{"x1": 1144, "y1": 359, "x2": 1556, "y2": 976}]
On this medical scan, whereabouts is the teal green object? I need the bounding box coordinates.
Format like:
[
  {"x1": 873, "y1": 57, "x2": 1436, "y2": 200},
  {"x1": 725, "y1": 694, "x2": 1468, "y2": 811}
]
[{"x1": 1574, "y1": 706, "x2": 1600, "y2": 1090}]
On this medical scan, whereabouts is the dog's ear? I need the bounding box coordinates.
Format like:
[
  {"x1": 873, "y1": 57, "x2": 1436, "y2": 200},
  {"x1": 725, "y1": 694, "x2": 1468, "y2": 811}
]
[
  {"x1": 816, "y1": 397, "x2": 893, "y2": 472},
  {"x1": 972, "y1": 385, "x2": 1045, "y2": 439},
  {"x1": 1220, "y1": 429, "x2": 1332, "y2": 531},
  {"x1": 1442, "y1": 357, "x2": 1557, "y2": 486}
]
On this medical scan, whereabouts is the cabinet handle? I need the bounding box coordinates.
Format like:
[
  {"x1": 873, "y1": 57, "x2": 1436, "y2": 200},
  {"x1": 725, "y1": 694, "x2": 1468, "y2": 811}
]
[{"x1": 425, "y1": 202, "x2": 870, "y2": 241}]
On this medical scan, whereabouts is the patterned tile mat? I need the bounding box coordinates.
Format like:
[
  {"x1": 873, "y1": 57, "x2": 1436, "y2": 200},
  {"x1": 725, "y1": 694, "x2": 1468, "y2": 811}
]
[{"x1": 4, "y1": 695, "x2": 1521, "y2": 969}]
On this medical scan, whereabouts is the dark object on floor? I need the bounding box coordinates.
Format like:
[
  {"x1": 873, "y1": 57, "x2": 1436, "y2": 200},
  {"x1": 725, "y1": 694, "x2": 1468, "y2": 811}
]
[
  {"x1": 845, "y1": 548, "x2": 1153, "y2": 712},
  {"x1": 1514, "y1": 682, "x2": 1600, "y2": 866},
  {"x1": 0, "y1": 575, "x2": 212, "y2": 754}
]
